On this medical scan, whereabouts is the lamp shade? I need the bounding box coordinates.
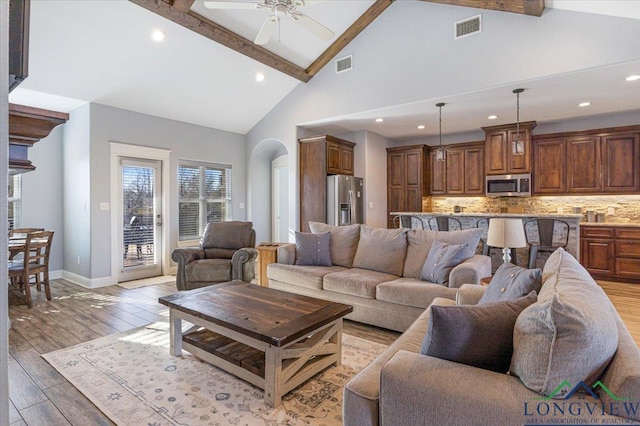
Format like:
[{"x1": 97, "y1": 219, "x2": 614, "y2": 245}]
[{"x1": 487, "y1": 218, "x2": 527, "y2": 249}]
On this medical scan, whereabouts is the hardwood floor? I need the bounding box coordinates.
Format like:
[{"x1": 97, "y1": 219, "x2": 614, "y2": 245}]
[{"x1": 6, "y1": 278, "x2": 640, "y2": 425}]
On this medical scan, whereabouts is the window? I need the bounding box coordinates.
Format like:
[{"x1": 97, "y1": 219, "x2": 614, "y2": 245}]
[
  {"x1": 8, "y1": 174, "x2": 22, "y2": 230},
  {"x1": 178, "y1": 161, "x2": 232, "y2": 241}
]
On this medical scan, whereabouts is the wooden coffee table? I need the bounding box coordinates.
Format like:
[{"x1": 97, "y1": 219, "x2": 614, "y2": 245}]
[{"x1": 159, "y1": 281, "x2": 353, "y2": 407}]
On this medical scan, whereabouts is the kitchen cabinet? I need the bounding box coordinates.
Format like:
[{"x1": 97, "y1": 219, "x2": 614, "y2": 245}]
[
  {"x1": 482, "y1": 121, "x2": 536, "y2": 175},
  {"x1": 299, "y1": 135, "x2": 356, "y2": 232},
  {"x1": 532, "y1": 125, "x2": 640, "y2": 195},
  {"x1": 581, "y1": 225, "x2": 640, "y2": 283},
  {"x1": 387, "y1": 145, "x2": 429, "y2": 228},
  {"x1": 429, "y1": 142, "x2": 484, "y2": 196},
  {"x1": 533, "y1": 137, "x2": 566, "y2": 193}
]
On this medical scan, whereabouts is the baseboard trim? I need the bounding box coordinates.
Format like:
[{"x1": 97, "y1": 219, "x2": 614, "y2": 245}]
[{"x1": 61, "y1": 271, "x2": 113, "y2": 289}]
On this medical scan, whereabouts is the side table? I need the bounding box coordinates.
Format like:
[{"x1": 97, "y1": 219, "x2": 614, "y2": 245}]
[{"x1": 256, "y1": 242, "x2": 287, "y2": 287}]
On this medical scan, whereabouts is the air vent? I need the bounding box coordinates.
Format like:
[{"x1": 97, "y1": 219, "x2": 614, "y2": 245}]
[
  {"x1": 454, "y1": 14, "x2": 482, "y2": 39},
  {"x1": 336, "y1": 55, "x2": 353, "y2": 74}
]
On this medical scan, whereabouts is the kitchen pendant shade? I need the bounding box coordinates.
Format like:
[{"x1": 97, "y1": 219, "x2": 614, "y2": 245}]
[
  {"x1": 436, "y1": 102, "x2": 445, "y2": 162},
  {"x1": 513, "y1": 88, "x2": 525, "y2": 156}
]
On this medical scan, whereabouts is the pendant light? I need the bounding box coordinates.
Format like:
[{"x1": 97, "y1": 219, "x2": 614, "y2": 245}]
[
  {"x1": 513, "y1": 88, "x2": 525, "y2": 155},
  {"x1": 435, "y1": 102, "x2": 446, "y2": 162}
]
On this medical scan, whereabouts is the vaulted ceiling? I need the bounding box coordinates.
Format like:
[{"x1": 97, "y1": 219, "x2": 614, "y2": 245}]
[{"x1": 130, "y1": 0, "x2": 544, "y2": 82}]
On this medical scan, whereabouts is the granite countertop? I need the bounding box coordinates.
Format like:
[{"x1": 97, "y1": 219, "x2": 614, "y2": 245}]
[
  {"x1": 391, "y1": 212, "x2": 585, "y2": 219},
  {"x1": 580, "y1": 222, "x2": 640, "y2": 227}
]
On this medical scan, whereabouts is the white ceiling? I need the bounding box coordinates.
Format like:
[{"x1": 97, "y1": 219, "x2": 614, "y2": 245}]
[{"x1": 8, "y1": 0, "x2": 640, "y2": 139}]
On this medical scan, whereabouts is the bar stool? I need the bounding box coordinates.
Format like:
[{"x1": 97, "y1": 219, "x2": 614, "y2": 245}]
[
  {"x1": 427, "y1": 216, "x2": 462, "y2": 231},
  {"x1": 476, "y1": 218, "x2": 517, "y2": 263},
  {"x1": 524, "y1": 219, "x2": 569, "y2": 269}
]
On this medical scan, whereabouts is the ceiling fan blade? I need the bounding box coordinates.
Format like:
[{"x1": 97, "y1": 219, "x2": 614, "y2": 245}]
[
  {"x1": 254, "y1": 16, "x2": 278, "y2": 45},
  {"x1": 203, "y1": 1, "x2": 260, "y2": 10},
  {"x1": 290, "y1": 12, "x2": 334, "y2": 41}
]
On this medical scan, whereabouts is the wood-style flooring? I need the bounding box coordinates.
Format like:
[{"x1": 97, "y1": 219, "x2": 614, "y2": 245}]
[{"x1": 6, "y1": 278, "x2": 640, "y2": 425}]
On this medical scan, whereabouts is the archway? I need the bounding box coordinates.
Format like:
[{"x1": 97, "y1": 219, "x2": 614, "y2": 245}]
[{"x1": 248, "y1": 139, "x2": 289, "y2": 244}]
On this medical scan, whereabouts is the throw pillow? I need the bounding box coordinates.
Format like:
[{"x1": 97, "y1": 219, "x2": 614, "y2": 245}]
[
  {"x1": 403, "y1": 228, "x2": 483, "y2": 279},
  {"x1": 420, "y1": 240, "x2": 470, "y2": 284},
  {"x1": 510, "y1": 248, "x2": 619, "y2": 398},
  {"x1": 309, "y1": 222, "x2": 360, "y2": 268},
  {"x1": 420, "y1": 292, "x2": 537, "y2": 373},
  {"x1": 200, "y1": 221, "x2": 253, "y2": 249},
  {"x1": 294, "y1": 231, "x2": 332, "y2": 266},
  {"x1": 478, "y1": 262, "x2": 542, "y2": 304},
  {"x1": 352, "y1": 225, "x2": 408, "y2": 276}
]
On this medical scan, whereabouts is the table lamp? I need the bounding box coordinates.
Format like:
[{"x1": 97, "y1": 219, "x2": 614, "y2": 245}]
[{"x1": 487, "y1": 218, "x2": 527, "y2": 264}]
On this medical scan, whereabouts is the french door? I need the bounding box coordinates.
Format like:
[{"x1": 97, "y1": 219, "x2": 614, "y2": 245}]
[{"x1": 117, "y1": 157, "x2": 162, "y2": 282}]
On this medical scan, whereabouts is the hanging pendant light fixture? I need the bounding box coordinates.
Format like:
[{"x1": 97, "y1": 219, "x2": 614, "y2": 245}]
[
  {"x1": 435, "y1": 102, "x2": 446, "y2": 162},
  {"x1": 513, "y1": 88, "x2": 525, "y2": 155}
]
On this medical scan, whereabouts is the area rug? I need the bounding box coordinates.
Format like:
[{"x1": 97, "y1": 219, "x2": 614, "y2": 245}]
[
  {"x1": 117, "y1": 275, "x2": 176, "y2": 289},
  {"x1": 42, "y1": 321, "x2": 387, "y2": 425}
]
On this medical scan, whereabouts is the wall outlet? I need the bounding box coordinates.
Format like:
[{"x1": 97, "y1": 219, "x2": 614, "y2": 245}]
[
  {"x1": 239, "y1": 202, "x2": 245, "y2": 209},
  {"x1": 369, "y1": 201, "x2": 374, "y2": 209},
  {"x1": 100, "y1": 202, "x2": 110, "y2": 211},
  {"x1": 557, "y1": 207, "x2": 564, "y2": 214},
  {"x1": 77, "y1": 256, "x2": 80, "y2": 265},
  {"x1": 608, "y1": 207, "x2": 615, "y2": 215}
]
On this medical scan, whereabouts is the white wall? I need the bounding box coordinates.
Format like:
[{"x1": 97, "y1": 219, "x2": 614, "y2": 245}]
[
  {"x1": 21, "y1": 124, "x2": 65, "y2": 273},
  {"x1": 63, "y1": 103, "x2": 91, "y2": 278},
  {"x1": 88, "y1": 104, "x2": 248, "y2": 281},
  {"x1": 246, "y1": 3, "x2": 640, "y2": 238}
]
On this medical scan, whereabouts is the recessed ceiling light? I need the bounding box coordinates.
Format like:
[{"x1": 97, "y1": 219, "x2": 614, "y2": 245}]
[
  {"x1": 151, "y1": 30, "x2": 165, "y2": 42},
  {"x1": 488, "y1": 115, "x2": 498, "y2": 120},
  {"x1": 255, "y1": 72, "x2": 265, "y2": 82},
  {"x1": 417, "y1": 125, "x2": 425, "y2": 129},
  {"x1": 375, "y1": 118, "x2": 383, "y2": 123},
  {"x1": 626, "y1": 74, "x2": 640, "y2": 81},
  {"x1": 579, "y1": 102, "x2": 591, "y2": 107}
]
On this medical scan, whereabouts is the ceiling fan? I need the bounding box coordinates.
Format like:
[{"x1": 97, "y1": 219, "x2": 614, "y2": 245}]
[{"x1": 203, "y1": 0, "x2": 335, "y2": 45}]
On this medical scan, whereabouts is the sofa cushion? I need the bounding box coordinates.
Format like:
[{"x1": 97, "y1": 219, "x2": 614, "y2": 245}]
[
  {"x1": 185, "y1": 258, "x2": 231, "y2": 282},
  {"x1": 376, "y1": 278, "x2": 458, "y2": 309},
  {"x1": 294, "y1": 231, "x2": 332, "y2": 266},
  {"x1": 511, "y1": 248, "x2": 619, "y2": 398},
  {"x1": 323, "y1": 268, "x2": 399, "y2": 298},
  {"x1": 267, "y1": 263, "x2": 346, "y2": 290},
  {"x1": 200, "y1": 221, "x2": 253, "y2": 250},
  {"x1": 479, "y1": 262, "x2": 542, "y2": 304},
  {"x1": 352, "y1": 225, "x2": 407, "y2": 276},
  {"x1": 421, "y1": 292, "x2": 537, "y2": 373},
  {"x1": 420, "y1": 240, "x2": 470, "y2": 285},
  {"x1": 309, "y1": 222, "x2": 360, "y2": 268},
  {"x1": 403, "y1": 228, "x2": 483, "y2": 279}
]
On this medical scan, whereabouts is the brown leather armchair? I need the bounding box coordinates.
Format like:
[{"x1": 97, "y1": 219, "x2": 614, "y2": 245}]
[{"x1": 172, "y1": 221, "x2": 257, "y2": 291}]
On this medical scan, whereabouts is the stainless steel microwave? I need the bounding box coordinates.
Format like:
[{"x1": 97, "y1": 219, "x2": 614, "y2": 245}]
[{"x1": 485, "y1": 173, "x2": 531, "y2": 197}]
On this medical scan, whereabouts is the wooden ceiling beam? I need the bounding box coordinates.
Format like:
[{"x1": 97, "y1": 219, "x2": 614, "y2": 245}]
[
  {"x1": 420, "y1": 0, "x2": 544, "y2": 17},
  {"x1": 129, "y1": 0, "x2": 311, "y2": 82},
  {"x1": 172, "y1": 0, "x2": 195, "y2": 13},
  {"x1": 306, "y1": 0, "x2": 394, "y2": 78}
]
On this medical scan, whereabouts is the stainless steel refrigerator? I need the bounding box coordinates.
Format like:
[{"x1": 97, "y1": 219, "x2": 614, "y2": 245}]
[{"x1": 327, "y1": 175, "x2": 364, "y2": 226}]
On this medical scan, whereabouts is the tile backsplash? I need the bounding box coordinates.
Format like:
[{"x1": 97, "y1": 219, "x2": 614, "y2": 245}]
[{"x1": 427, "y1": 195, "x2": 640, "y2": 223}]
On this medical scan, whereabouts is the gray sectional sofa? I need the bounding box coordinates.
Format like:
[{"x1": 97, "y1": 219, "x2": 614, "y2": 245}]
[
  {"x1": 267, "y1": 222, "x2": 491, "y2": 332},
  {"x1": 343, "y1": 248, "x2": 640, "y2": 426}
]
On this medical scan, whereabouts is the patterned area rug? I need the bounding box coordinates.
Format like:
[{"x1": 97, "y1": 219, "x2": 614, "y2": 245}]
[
  {"x1": 117, "y1": 275, "x2": 176, "y2": 289},
  {"x1": 42, "y1": 322, "x2": 387, "y2": 425}
]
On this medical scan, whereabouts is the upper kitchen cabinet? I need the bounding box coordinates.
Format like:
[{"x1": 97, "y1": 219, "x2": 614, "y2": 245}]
[
  {"x1": 299, "y1": 134, "x2": 356, "y2": 231},
  {"x1": 429, "y1": 142, "x2": 484, "y2": 196},
  {"x1": 482, "y1": 121, "x2": 536, "y2": 175},
  {"x1": 387, "y1": 145, "x2": 429, "y2": 227},
  {"x1": 533, "y1": 125, "x2": 640, "y2": 195}
]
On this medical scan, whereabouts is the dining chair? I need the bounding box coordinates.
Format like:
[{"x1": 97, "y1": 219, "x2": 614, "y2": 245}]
[{"x1": 8, "y1": 230, "x2": 54, "y2": 308}]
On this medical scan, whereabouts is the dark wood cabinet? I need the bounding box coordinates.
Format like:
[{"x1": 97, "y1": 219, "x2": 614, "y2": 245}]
[
  {"x1": 482, "y1": 121, "x2": 536, "y2": 175},
  {"x1": 326, "y1": 139, "x2": 355, "y2": 175},
  {"x1": 581, "y1": 225, "x2": 640, "y2": 283},
  {"x1": 428, "y1": 142, "x2": 484, "y2": 196},
  {"x1": 533, "y1": 137, "x2": 566, "y2": 193},
  {"x1": 299, "y1": 135, "x2": 356, "y2": 232},
  {"x1": 387, "y1": 145, "x2": 429, "y2": 228},
  {"x1": 533, "y1": 125, "x2": 640, "y2": 195}
]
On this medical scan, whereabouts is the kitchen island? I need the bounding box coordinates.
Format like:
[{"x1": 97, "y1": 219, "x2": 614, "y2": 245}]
[{"x1": 391, "y1": 212, "x2": 583, "y2": 269}]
